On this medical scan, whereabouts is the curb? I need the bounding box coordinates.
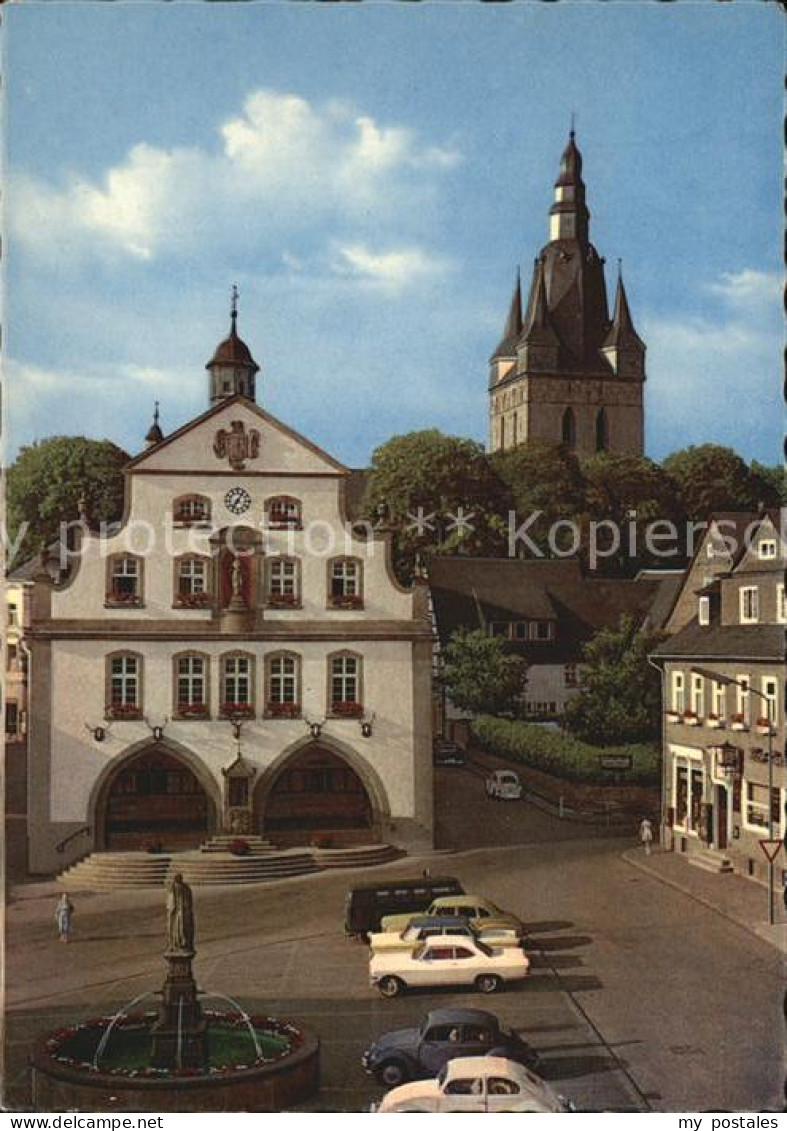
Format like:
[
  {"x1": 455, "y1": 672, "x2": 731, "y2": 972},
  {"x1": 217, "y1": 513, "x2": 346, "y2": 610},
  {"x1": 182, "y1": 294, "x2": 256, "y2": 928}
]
[{"x1": 621, "y1": 848, "x2": 785, "y2": 953}]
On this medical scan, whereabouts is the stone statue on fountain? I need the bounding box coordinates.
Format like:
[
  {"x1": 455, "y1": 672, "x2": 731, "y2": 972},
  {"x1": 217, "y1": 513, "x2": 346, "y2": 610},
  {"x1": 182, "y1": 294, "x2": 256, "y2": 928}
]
[
  {"x1": 166, "y1": 873, "x2": 195, "y2": 955},
  {"x1": 152, "y1": 872, "x2": 206, "y2": 1068}
]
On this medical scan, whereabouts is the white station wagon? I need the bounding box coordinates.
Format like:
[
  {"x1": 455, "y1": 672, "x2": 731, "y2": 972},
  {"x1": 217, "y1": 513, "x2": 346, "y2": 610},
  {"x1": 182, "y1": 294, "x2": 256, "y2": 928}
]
[
  {"x1": 369, "y1": 934, "x2": 529, "y2": 998},
  {"x1": 486, "y1": 769, "x2": 524, "y2": 800},
  {"x1": 375, "y1": 1056, "x2": 572, "y2": 1112}
]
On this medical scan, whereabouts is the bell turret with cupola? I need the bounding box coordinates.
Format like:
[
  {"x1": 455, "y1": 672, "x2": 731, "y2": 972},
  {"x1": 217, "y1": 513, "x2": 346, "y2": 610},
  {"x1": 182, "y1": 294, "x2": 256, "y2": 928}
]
[{"x1": 206, "y1": 286, "x2": 260, "y2": 405}]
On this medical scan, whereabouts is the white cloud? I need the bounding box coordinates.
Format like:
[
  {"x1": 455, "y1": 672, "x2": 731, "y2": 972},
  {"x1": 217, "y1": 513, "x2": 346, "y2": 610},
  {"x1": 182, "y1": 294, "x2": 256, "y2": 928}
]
[
  {"x1": 9, "y1": 90, "x2": 460, "y2": 267},
  {"x1": 331, "y1": 243, "x2": 452, "y2": 291},
  {"x1": 643, "y1": 267, "x2": 783, "y2": 458}
]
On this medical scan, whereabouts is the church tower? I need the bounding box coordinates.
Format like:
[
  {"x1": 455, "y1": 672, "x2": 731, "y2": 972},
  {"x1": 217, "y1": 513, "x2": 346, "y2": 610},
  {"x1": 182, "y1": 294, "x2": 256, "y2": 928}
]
[
  {"x1": 206, "y1": 286, "x2": 260, "y2": 405},
  {"x1": 489, "y1": 132, "x2": 645, "y2": 458}
]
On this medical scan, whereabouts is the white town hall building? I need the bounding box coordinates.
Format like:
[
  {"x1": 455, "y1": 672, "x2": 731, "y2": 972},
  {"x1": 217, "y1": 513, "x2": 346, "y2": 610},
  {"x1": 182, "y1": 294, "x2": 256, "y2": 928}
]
[{"x1": 27, "y1": 308, "x2": 434, "y2": 874}]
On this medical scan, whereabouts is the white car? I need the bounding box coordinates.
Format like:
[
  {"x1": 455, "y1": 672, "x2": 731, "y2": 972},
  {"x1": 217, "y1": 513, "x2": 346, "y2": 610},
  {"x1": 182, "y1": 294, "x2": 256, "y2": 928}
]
[
  {"x1": 486, "y1": 769, "x2": 523, "y2": 800},
  {"x1": 369, "y1": 934, "x2": 529, "y2": 998},
  {"x1": 375, "y1": 1056, "x2": 571, "y2": 1112}
]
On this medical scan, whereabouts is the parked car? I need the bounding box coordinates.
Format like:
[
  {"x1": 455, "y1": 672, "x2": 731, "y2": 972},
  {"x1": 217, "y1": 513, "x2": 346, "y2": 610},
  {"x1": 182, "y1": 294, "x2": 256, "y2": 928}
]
[
  {"x1": 369, "y1": 915, "x2": 522, "y2": 955},
  {"x1": 433, "y1": 740, "x2": 465, "y2": 767},
  {"x1": 381, "y1": 894, "x2": 524, "y2": 939},
  {"x1": 486, "y1": 769, "x2": 524, "y2": 800},
  {"x1": 369, "y1": 935, "x2": 529, "y2": 997},
  {"x1": 361, "y1": 1008, "x2": 539, "y2": 1087},
  {"x1": 374, "y1": 1056, "x2": 572, "y2": 1112},
  {"x1": 344, "y1": 877, "x2": 464, "y2": 937}
]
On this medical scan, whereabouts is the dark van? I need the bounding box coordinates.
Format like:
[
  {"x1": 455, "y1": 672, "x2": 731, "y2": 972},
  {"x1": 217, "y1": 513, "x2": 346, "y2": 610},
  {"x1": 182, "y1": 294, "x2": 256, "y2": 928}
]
[{"x1": 344, "y1": 877, "x2": 464, "y2": 937}]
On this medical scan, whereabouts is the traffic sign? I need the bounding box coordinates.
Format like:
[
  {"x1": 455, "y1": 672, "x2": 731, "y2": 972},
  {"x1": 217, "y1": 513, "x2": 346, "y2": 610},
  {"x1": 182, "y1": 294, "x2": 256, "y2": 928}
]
[{"x1": 759, "y1": 839, "x2": 782, "y2": 863}]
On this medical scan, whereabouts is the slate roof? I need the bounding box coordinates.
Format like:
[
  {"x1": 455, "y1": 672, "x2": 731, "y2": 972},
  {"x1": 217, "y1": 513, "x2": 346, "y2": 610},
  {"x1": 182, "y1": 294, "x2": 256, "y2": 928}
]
[
  {"x1": 428, "y1": 557, "x2": 677, "y2": 664},
  {"x1": 653, "y1": 620, "x2": 785, "y2": 663}
]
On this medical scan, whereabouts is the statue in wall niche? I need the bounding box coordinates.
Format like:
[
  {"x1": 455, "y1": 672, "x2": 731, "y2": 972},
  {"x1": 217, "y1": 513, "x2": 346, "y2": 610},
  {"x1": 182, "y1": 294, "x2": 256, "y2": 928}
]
[{"x1": 166, "y1": 872, "x2": 195, "y2": 954}]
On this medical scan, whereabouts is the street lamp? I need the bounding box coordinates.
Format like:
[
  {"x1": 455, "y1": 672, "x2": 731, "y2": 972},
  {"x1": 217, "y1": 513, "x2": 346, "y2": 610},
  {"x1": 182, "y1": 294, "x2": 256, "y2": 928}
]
[{"x1": 692, "y1": 667, "x2": 776, "y2": 925}]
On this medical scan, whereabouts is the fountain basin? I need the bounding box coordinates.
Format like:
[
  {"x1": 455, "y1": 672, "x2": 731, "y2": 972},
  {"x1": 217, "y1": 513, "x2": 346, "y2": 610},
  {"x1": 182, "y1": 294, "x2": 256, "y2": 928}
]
[{"x1": 32, "y1": 1011, "x2": 319, "y2": 1112}]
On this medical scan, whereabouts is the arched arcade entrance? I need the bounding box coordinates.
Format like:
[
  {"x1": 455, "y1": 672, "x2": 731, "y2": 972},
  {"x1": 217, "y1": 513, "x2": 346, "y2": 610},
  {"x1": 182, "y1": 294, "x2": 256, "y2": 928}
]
[
  {"x1": 255, "y1": 745, "x2": 379, "y2": 847},
  {"x1": 95, "y1": 744, "x2": 219, "y2": 852}
]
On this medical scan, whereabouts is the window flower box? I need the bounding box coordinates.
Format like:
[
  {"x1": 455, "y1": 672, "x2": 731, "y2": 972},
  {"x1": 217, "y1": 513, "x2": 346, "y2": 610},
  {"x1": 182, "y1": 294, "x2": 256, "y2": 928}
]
[
  {"x1": 265, "y1": 702, "x2": 301, "y2": 718},
  {"x1": 706, "y1": 714, "x2": 723, "y2": 729},
  {"x1": 175, "y1": 591, "x2": 212, "y2": 609},
  {"x1": 268, "y1": 516, "x2": 303, "y2": 530},
  {"x1": 173, "y1": 507, "x2": 209, "y2": 526},
  {"x1": 106, "y1": 704, "x2": 142, "y2": 720},
  {"x1": 665, "y1": 710, "x2": 681, "y2": 723},
  {"x1": 756, "y1": 717, "x2": 775, "y2": 736},
  {"x1": 682, "y1": 711, "x2": 700, "y2": 726},
  {"x1": 106, "y1": 591, "x2": 142, "y2": 607},
  {"x1": 267, "y1": 593, "x2": 299, "y2": 608},
  {"x1": 220, "y1": 702, "x2": 255, "y2": 718},
  {"x1": 176, "y1": 703, "x2": 210, "y2": 719},
  {"x1": 331, "y1": 700, "x2": 364, "y2": 718},
  {"x1": 329, "y1": 594, "x2": 364, "y2": 610},
  {"x1": 731, "y1": 713, "x2": 748, "y2": 732}
]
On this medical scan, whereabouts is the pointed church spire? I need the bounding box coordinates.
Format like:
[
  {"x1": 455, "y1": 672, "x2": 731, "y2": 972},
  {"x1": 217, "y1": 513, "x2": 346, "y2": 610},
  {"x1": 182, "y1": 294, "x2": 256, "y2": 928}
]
[
  {"x1": 521, "y1": 258, "x2": 560, "y2": 344},
  {"x1": 549, "y1": 128, "x2": 589, "y2": 244},
  {"x1": 145, "y1": 400, "x2": 164, "y2": 447},
  {"x1": 603, "y1": 266, "x2": 644, "y2": 350},
  {"x1": 490, "y1": 269, "x2": 523, "y2": 359}
]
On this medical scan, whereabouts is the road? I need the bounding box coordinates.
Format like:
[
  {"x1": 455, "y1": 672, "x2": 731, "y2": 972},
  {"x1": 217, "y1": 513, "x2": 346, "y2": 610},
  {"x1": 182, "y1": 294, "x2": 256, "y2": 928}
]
[{"x1": 4, "y1": 765, "x2": 783, "y2": 1112}]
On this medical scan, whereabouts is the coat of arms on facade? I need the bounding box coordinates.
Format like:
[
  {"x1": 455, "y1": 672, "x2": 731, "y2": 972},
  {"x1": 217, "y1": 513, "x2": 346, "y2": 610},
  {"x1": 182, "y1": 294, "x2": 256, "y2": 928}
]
[{"x1": 213, "y1": 420, "x2": 260, "y2": 470}]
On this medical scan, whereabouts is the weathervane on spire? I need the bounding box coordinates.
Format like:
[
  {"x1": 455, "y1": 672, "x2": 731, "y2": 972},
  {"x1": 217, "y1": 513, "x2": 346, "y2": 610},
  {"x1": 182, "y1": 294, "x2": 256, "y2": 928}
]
[
  {"x1": 230, "y1": 283, "x2": 239, "y2": 333},
  {"x1": 570, "y1": 110, "x2": 576, "y2": 140}
]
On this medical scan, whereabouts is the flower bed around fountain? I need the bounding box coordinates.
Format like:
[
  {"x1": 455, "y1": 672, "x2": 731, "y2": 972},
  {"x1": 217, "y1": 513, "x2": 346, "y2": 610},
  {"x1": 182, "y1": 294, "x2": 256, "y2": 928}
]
[{"x1": 32, "y1": 1011, "x2": 319, "y2": 1112}]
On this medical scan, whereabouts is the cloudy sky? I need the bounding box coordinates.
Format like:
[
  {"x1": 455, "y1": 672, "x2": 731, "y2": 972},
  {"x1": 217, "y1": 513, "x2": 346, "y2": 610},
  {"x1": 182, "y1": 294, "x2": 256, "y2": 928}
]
[{"x1": 4, "y1": 3, "x2": 783, "y2": 468}]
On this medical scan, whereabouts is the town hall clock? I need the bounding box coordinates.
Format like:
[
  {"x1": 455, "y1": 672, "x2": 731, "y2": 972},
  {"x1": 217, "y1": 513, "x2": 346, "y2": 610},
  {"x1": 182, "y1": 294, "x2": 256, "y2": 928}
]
[{"x1": 224, "y1": 486, "x2": 252, "y2": 515}]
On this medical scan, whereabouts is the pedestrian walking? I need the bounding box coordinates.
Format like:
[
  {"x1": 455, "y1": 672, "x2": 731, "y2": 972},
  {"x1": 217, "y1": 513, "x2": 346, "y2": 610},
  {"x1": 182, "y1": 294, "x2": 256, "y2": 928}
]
[
  {"x1": 639, "y1": 817, "x2": 653, "y2": 856},
  {"x1": 55, "y1": 893, "x2": 74, "y2": 943}
]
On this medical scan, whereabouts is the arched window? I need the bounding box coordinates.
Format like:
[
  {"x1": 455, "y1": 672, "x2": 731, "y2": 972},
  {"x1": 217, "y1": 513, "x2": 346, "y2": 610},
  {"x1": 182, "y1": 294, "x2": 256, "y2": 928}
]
[
  {"x1": 561, "y1": 408, "x2": 576, "y2": 449},
  {"x1": 265, "y1": 652, "x2": 301, "y2": 717},
  {"x1": 266, "y1": 557, "x2": 301, "y2": 607},
  {"x1": 328, "y1": 557, "x2": 364, "y2": 609},
  {"x1": 173, "y1": 652, "x2": 210, "y2": 718},
  {"x1": 266, "y1": 496, "x2": 302, "y2": 530},
  {"x1": 106, "y1": 554, "x2": 144, "y2": 607},
  {"x1": 106, "y1": 651, "x2": 143, "y2": 718},
  {"x1": 174, "y1": 555, "x2": 212, "y2": 608},
  {"x1": 172, "y1": 494, "x2": 211, "y2": 525},
  {"x1": 499, "y1": 416, "x2": 506, "y2": 451},
  {"x1": 595, "y1": 408, "x2": 608, "y2": 453},
  {"x1": 220, "y1": 652, "x2": 255, "y2": 717},
  {"x1": 328, "y1": 651, "x2": 363, "y2": 717}
]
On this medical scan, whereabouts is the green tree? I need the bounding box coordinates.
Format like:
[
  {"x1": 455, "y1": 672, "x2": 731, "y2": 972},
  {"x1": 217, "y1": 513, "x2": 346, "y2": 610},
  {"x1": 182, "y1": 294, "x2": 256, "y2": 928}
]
[
  {"x1": 581, "y1": 453, "x2": 685, "y2": 573},
  {"x1": 563, "y1": 615, "x2": 663, "y2": 745},
  {"x1": 441, "y1": 627, "x2": 528, "y2": 717},
  {"x1": 7, "y1": 436, "x2": 130, "y2": 567},
  {"x1": 366, "y1": 430, "x2": 511, "y2": 580},
  {"x1": 663, "y1": 444, "x2": 764, "y2": 520},
  {"x1": 492, "y1": 440, "x2": 586, "y2": 556},
  {"x1": 749, "y1": 461, "x2": 787, "y2": 508}
]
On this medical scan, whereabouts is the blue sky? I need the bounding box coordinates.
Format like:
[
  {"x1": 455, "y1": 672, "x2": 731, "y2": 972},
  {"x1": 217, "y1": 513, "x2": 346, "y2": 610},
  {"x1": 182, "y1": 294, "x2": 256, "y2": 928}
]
[{"x1": 4, "y1": 3, "x2": 783, "y2": 469}]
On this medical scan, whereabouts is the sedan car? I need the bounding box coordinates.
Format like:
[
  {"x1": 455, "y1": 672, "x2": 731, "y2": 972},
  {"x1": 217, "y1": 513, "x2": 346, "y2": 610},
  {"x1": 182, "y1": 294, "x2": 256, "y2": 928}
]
[
  {"x1": 375, "y1": 1056, "x2": 572, "y2": 1112},
  {"x1": 486, "y1": 769, "x2": 524, "y2": 800},
  {"x1": 369, "y1": 915, "x2": 522, "y2": 955},
  {"x1": 369, "y1": 935, "x2": 529, "y2": 997},
  {"x1": 433, "y1": 740, "x2": 465, "y2": 767},
  {"x1": 381, "y1": 895, "x2": 524, "y2": 939},
  {"x1": 361, "y1": 1008, "x2": 539, "y2": 1087}
]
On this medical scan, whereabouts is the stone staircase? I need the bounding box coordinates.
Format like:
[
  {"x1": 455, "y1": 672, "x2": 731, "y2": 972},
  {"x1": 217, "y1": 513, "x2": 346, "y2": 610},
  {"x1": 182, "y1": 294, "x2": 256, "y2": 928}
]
[
  {"x1": 59, "y1": 842, "x2": 405, "y2": 891},
  {"x1": 687, "y1": 847, "x2": 734, "y2": 874}
]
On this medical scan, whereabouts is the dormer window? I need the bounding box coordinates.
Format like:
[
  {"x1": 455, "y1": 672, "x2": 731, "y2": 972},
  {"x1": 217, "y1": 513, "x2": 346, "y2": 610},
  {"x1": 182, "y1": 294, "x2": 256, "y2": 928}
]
[
  {"x1": 173, "y1": 494, "x2": 211, "y2": 526},
  {"x1": 106, "y1": 555, "x2": 143, "y2": 607},
  {"x1": 531, "y1": 621, "x2": 554, "y2": 642},
  {"x1": 267, "y1": 497, "x2": 302, "y2": 530},
  {"x1": 758, "y1": 539, "x2": 777, "y2": 560},
  {"x1": 698, "y1": 596, "x2": 710, "y2": 626},
  {"x1": 328, "y1": 558, "x2": 363, "y2": 609}
]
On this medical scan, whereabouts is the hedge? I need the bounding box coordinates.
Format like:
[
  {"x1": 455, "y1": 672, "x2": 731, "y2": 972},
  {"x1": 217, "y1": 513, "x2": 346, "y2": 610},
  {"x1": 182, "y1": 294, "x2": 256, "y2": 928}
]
[{"x1": 471, "y1": 715, "x2": 661, "y2": 786}]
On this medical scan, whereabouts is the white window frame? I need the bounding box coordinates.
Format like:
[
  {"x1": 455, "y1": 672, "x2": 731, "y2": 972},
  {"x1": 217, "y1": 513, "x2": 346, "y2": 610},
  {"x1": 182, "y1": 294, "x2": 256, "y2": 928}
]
[
  {"x1": 671, "y1": 671, "x2": 685, "y2": 714},
  {"x1": 691, "y1": 674, "x2": 704, "y2": 719},
  {"x1": 698, "y1": 596, "x2": 710, "y2": 626},
  {"x1": 712, "y1": 681, "x2": 726, "y2": 720},
  {"x1": 758, "y1": 539, "x2": 777, "y2": 560},
  {"x1": 761, "y1": 676, "x2": 778, "y2": 725},
  {"x1": 177, "y1": 655, "x2": 206, "y2": 709},
  {"x1": 110, "y1": 654, "x2": 140, "y2": 709},
  {"x1": 778, "y1": 583, "x2": 786, "y2": 624},
  {"x1": 222, "y1": 655, "x2": 253, "y2": 708},
  {"x1": 736, "y1": 674, "x2": 750, "y2": 725},
  {"x1": 739, "y1": 586, "x2": 759, "y2": 624},
  {"x1": 178, "y1": 557, "x2": 207, "y2": 596},
  {"x1": 743, "y1": 780, "x2": 769, "y2": 833},
  {"x1": 269, "y1": 654, "x2": 298, "y2": 706},
  {"x1": 331, "y1": 654, "x2": 360, "y2": 707}
]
